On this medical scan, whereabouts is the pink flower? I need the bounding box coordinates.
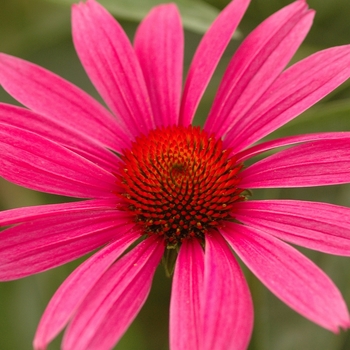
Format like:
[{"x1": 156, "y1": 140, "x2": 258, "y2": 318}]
[{"x1": 1, "y1": 0, "x2": 350, "y2": 348}]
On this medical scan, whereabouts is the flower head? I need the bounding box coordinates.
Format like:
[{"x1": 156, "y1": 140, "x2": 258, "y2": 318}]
[
  {"x1": 1, "y1": 0, "x2": 350, "y2": 349},
  {"x1": 119, "y1": 125, "x2": 244, "y2": 247}
]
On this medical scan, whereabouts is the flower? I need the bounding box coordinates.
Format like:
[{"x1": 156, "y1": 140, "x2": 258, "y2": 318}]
[{"x1": 1, "y1": 0, "x2": 350, "y2": 348}]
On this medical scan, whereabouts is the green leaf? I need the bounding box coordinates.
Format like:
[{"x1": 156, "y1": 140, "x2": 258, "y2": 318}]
[{"x1": 52, "y1": 0, "x2": 234, "y2": 35}]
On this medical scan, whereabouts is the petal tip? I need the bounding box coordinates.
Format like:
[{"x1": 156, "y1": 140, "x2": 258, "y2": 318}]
[{"x1": 33, "y1": 338, "x2": 47, "y2": 350}]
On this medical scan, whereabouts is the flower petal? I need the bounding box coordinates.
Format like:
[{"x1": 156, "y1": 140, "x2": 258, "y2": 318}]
[
  {"x1": 134, "y1": 4, "x2": 183, "y2": 127},
  {"x1": 170, "y1": 239, "x2": 204, "y2": 350},
  {"x1": 205, "y1": 0, "x2": 313, "y2": 136},
  {"x1": 240, "y1": 138, "x2": 350, "y2": 188},
  {"x1": 222, "y1": 223, "x2": 350, "y2": 332},
  {"x1": 234, "y1": 200, "x2": 350, "y2": 256},
  {"x1": 0, "y1": 208, "x2": 134, "y2": 280},
  {"x1": 226, "y1": 45, "x2": 350, "y2": 153},
  {"x1": 62, "y1": 236, "x2": 164, "y2": 350},
  {"x1": 202, "y1": 232, "x2": 253, "y2": 350},
  {"x1": 236, "y1": 131, "x2": 350, "y2": 162},
  {"x1": 0, "y1": 123, "x2": 117, "y2": 198},
  {"x1": 179, "y1": 0, "x2": 250, "y2": 126},
  {"x1": 0, "y1": 199, "x2": 117, "y2": 226},
  {"x1": 0, "y1": 103, "x2": 120, "y2": 172},
  {"x1": 0, "y1": 54, "x2": 129, "y2": 153},
  {"x1": 34, "y1": 230, "x2": 140, "y2": 350},
  {"x1": 72, "y1": 0, "x2": 154, "y2": 136}
]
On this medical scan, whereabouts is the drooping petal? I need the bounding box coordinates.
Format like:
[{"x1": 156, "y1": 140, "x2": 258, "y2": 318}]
[
  {"x1": 222, "y1": 223, "x2": 350, "y2": 332},
  {"x1": 0, "y1": 54, "x2": 130, "y2": 153},
  {"x1": 205, "y1": 0, "x2": 313, "y2": 136},
  {"x1": 62, "y1": 236, "x2": 164, "y2": 350},
  {"x1": 0, "y1": 123, "x2": 117, "y2": 198},
  {"x1": 236, "y1": 131, "x2": 350, "y2": 162},
  {"x1": 201, "y1": 232, "x2": 253, "y2": 350},
  {"x1": 0, "y1": 103, "x2": 120, "y2": 172},
  {"x1": 34, "y1": 230, "x2": 140, "y2": 350},
  {"x1": 179, "y1": 0, "x2": 250, "y2": 126},
  {"x1": 170, "y1": 239, "x2": 204, "y2": 350},
  {"x1": 72, "y1": 0, "x2": 154, "y2": 137},
  {"x1": 226, "y1": 45, "x2": 350, "y2": 153},
  {"x1": 0, "y1": 209, "x2": 135, "y2": 280},
  {"x1": 0, "y1": 199, "x2": 117, "y2": 226},
  {"x1": 240, "y1": 138, "x2": 350, "y2": 188},
  {"x1": 134, "y1": 4, "x2": 183, "y2": 127},
  {"x1": 234, "y1": 200, "x2": 350, "y2": 256}
]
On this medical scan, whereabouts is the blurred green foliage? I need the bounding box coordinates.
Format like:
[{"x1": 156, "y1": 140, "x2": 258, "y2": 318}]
[
  {"x1": 55, "y1": 0, "x2": 223, "y2": 34},
  {"x1": 1, "y1": 0, "x2": 350, "y2": 349}
]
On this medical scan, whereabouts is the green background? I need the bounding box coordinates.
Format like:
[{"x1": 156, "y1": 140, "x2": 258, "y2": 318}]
[{"x1": 1, "y1": 0, "x2": 350, "y2": 349}]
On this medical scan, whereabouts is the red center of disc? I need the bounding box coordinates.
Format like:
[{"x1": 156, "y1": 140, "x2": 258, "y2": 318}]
[{"x1": 118, "y1": 126, "x2": 244, "y2": 246}]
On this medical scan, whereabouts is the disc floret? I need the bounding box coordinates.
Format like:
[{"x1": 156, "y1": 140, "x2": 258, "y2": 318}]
[{"x1": 118, "y1": 126, "x2": 244, "y2": 246}]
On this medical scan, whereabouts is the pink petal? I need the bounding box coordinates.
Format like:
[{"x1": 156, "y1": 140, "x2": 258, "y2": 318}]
[
  {"x1": 0, "y1": 54, "x2": 129, "y2": 153},
  {"x1": 179, "y1": 0, "x2": 250, "y2": 126},
  {"x1": 170, "y1": 239, "x2": 204, "y2": 350},
  {"x1": 234, "y1": 200, "x2": 350, "y2": 256},
  {"x1": 62, "y1": 236, "x2": 164, "y2": 350},
  {"x1": 222, "y1": 223, "x2": 350, "y2": 332},
  {"x1": 0, "y1": 103, "x2": 120, "y2": 172},
  {"x1": 236, "y1": 131, "x2": 350, "y2": 162},
  {"x1": 72, "y1": 0, "x2": 154, "y2": 137},
  {"x1": 240, "y1": 138, "x2": 350, "y2": 188},
  {"x1": 226, "y1": 45, "x2": 350, "y2": 153},
  {"x1": 134, "y1": 4, "x2": 183, "y2": 127},
  {"x1": 0, "y1": 199, "x2": 117, "y2": 226},
  {"x1": 34, "y1": 230, "x2": 140, "y2": 350},
  {"x1": 0, "y1": 123, "x2": 117, "y2": 198},
  {"x1": 205, "y1": 0, "x2": 313, "y2": 136},
  {"x1": 202, "y1": 232, "x2": 253, "y2": 350},
  {"x1": 0, "y1": 208, "x2": 135, "y2": 280}
]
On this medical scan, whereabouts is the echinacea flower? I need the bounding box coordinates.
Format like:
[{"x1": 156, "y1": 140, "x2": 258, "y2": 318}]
[{"x1": 1, "y1": 0, "x2": 350, "y2": 348}]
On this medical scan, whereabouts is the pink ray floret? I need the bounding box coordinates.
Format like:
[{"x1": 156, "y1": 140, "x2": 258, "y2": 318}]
[{"x1": 1, "y1": 0, "x2": 350, "y2": 349}]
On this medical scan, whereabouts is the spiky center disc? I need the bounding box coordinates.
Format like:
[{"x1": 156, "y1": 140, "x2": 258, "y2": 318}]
[{"x1": 118, "y1": 126, "x2": 244, "y2": 246}]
